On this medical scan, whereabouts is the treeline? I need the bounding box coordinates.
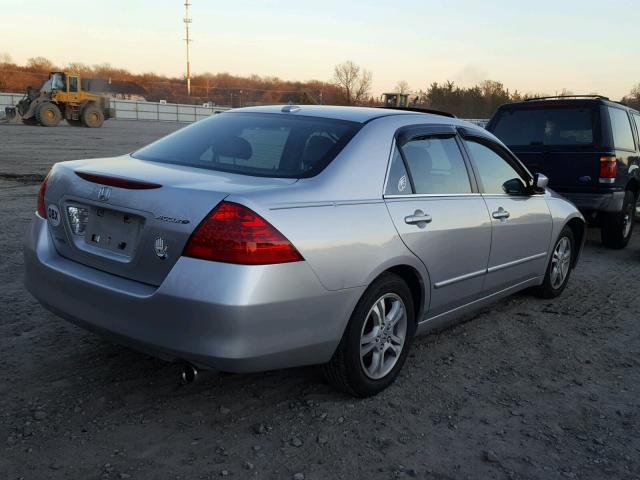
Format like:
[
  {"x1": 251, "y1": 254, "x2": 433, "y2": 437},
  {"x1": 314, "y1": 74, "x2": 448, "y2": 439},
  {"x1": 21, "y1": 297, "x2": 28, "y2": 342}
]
[
  {"x1": 414, "y1": 80, "x2": 543, "y2": 118},
  {"x1": 1, "y1": 55, "x2": 637, "y2": 116},
  {"x1": 0, "y1": 55, "x2": 346, "y2": 106}
]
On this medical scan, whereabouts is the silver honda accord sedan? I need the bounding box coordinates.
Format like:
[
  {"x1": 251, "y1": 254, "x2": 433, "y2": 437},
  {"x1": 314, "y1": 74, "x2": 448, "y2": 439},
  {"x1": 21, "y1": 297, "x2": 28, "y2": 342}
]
[{"x1": 24, "y1": 105, "x2": 585, "y2": 396}]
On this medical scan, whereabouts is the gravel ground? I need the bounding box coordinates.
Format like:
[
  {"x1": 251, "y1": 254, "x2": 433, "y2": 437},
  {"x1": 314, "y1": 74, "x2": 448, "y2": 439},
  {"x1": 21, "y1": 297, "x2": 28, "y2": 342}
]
[{"x1": 0, "y1": 121, "x2": 639, "y2": 480}]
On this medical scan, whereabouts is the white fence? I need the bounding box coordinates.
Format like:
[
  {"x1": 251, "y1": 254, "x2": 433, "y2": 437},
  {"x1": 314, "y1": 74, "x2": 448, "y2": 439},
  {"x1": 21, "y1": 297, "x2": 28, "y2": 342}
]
[
  {"x1": 0, "y1": 92, "x2": 23, "y2": 111},
  {"x1": 1, "y1": 92, "x2": 488, "y2": 127},
  {"x1": 0, "y1": 92, "x2": 230, "y2": 123},
  {"x1": 111, "y1": 99, "x2": 230, "y2": 122}
]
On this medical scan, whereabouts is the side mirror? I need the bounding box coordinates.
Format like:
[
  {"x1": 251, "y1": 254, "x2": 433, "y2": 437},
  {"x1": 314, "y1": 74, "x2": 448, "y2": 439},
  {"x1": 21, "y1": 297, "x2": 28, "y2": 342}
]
[{"x1": 534, "y1": 173, "x2": 548, "y2": 192}]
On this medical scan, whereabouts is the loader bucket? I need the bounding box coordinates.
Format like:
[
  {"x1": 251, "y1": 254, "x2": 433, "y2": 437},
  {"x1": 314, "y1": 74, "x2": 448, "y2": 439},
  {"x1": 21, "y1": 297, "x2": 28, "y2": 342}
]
[{"x1": 2, "y1": 107, "x2": 22, "y2": 123}]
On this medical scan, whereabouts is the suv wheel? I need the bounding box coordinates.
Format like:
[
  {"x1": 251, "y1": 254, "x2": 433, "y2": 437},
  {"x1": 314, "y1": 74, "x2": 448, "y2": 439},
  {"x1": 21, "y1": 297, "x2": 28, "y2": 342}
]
[
  {"x1": 323, "y1": 273, "x2": 416, "y2": 397},
  {"x1": 601, "y1": 190, "x2": 636, "y2": 249},
  {"x1": 534, "y1": 226, "x2": 575, "y2": 299}
]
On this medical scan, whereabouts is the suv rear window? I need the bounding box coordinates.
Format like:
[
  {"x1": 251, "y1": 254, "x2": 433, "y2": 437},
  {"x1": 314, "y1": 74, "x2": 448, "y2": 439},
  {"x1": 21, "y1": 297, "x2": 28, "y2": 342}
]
[
  {"x1": 491, "y1": 106, "x2": 596, "y2": 146},
  {"x1": 132, "y1": 112, "x2": 361, "y2": 178}
]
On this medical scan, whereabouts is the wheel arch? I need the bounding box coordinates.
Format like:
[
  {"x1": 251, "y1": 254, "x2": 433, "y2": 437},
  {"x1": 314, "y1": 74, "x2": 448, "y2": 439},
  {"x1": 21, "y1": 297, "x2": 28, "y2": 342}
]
[
  {"x1": 565, "y1": 216, "x2": 586, "y2": 268},
  {"x1": 369, "y1": 263, "x2": 428, "y2": 324},
  {"x1": 626, "y1": 178, "x2": 639, "y2": 200}
]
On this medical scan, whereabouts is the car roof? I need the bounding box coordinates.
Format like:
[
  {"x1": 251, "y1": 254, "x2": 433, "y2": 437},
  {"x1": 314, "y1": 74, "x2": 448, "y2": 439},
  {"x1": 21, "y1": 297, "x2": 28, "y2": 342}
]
[
  {"x1": 498, "y1": 97, "x2": 638, "y2": 113},
  {"x1": 227, "y1": 105, "x2": 454, "y2": 124}
]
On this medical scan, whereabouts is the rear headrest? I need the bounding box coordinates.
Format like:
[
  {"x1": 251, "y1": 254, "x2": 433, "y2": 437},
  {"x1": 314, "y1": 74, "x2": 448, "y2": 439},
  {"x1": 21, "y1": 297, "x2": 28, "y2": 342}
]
[
  {"x1": 302, "y1": 136, "x2": 335, "y2": 168},
  {"x1": 214, "y1": 135, "x2": 252, "y2": 160},
  {"x1": 403, "y1": 145, "x2": 432, "y2": 172}
]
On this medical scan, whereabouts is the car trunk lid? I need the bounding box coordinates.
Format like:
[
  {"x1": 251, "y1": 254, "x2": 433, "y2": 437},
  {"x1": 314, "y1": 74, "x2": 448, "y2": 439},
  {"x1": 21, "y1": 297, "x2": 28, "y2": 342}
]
[{"x1": 44, "y1": 155, "x2": 297, "y2": 286}]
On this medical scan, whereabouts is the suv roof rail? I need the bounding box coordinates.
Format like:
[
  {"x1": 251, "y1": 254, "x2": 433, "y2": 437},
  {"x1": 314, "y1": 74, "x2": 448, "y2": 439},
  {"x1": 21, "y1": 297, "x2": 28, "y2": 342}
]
[
  {"x1": 378, "y1": 106, "x2": 456, "y2": 118},
  {"x1": 524, "y1": 95, "x2": 610, "y2": 102}
]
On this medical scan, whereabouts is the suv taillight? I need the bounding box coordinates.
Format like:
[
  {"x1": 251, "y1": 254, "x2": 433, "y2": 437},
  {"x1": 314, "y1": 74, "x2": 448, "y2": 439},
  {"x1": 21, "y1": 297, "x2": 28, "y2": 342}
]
[
  {"x1": 36, "y1": 172, "x2": 50, "y2": 218},
  {"x1": 183, "y1": 201, "x2": 304, "y2": 265},
  {"x1": 599, "y1": 156, "x2": 617, "y2": 183}
]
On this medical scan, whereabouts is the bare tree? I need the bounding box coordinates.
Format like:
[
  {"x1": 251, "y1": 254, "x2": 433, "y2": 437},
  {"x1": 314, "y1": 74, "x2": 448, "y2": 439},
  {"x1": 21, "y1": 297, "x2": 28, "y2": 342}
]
[
  {"x1": 395, "y1": 80, "x2": 411, "y2": 95},
  {"x1": 0, "y1": 52, "x2": 12, "y2": 64},
  {"x1": 333, "y1": 60, "x2": 372, "y2": 105},
  {"x1": 26, "y1": 56, "x2": 55, "y2": 72}
]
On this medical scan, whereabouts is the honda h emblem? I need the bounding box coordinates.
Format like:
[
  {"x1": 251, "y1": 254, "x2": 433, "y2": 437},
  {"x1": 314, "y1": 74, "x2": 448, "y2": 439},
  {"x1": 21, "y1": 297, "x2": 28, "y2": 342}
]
[{"x1": 97, "y1": 186, "x2": 111, "y2": 201}]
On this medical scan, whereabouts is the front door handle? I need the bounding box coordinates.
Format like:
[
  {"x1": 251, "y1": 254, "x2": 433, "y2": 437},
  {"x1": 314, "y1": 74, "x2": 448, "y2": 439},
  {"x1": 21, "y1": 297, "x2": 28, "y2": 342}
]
[
  {"x1": 492, "y1": 207, "x2": 510, "y2": 220},
  {"x1": 405, "y1": 210, "x2": 432, "y2": 226}
]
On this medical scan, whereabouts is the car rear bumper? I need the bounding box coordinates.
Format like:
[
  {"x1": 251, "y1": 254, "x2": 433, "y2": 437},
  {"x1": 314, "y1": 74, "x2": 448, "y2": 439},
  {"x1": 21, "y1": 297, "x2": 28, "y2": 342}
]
[
  {"x1": 558, "y1": 190, "x2": 625, "y2": 213},
  {"x1": 24, "y1": 216, "x2": 362, "y2": 372}
]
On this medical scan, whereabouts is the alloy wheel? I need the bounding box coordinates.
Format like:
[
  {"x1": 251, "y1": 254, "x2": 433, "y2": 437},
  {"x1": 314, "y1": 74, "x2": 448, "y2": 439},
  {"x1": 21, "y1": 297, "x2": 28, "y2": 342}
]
[
  {"x1": 359, "y1": 293, "x2": 407, "y2": 380},
  {"x1": 550, "y1": 236, "x2": 571, "y2": 289}
]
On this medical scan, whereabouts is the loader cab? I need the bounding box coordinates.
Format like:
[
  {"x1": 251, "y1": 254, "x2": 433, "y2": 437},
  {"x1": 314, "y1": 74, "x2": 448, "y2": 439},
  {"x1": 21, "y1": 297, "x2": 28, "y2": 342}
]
[
  {"x1": 40, "y1": 72, "x2": 66, "y2": 93},
  {"x1": 383, "y1": 93, "x2": 410, "y2": 108}
]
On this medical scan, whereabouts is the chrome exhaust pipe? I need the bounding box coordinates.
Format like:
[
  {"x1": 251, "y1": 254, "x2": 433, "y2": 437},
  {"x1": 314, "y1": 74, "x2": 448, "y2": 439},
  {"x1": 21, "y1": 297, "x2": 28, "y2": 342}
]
[{"x1": 181, "y1": 363, "x2": 199, "y2": 384}]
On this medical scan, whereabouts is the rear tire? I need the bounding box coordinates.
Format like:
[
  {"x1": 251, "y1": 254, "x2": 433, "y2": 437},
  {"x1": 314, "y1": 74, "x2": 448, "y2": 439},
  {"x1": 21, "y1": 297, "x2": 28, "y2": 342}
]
[
  {"x1": 36, "y1": 102, "x2": 61, "y2": 127},
  {"x1": 323, "y1": 273, "x2": 416, "y2": 397},
  {"x1": 81, "y1": 105, "x2": 104, "y2": 128},
  {"x1": 534, "y1": 226, "x2": 574, "y2": 299},
  {"x1": 601, "y1": 190, "x2": 635, "y2": 249}
]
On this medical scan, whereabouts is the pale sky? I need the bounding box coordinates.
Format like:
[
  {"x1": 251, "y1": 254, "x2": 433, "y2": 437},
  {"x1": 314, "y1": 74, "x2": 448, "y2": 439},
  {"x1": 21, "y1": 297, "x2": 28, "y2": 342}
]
[{"x1": 1, "y1": 0, "x2": 638, "y2": 99}]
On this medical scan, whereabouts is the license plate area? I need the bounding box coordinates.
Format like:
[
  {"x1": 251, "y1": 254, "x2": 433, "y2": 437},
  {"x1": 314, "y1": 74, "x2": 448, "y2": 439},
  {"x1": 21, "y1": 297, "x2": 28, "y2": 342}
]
[{"x1": 82, "y1": 205, "x2": 142, "y2": 258}]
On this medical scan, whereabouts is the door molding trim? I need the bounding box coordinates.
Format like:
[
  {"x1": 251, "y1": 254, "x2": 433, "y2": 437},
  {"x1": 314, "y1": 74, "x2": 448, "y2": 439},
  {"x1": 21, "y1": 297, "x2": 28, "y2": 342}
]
[
  {"x1": 433, "y1": 268, "x2": 486, "y2": 289},
  {"x1": 433, "y1": 252, "x2": 547, "y2": 290},
  {"x1": 487, "y1": 252, "x2": 547, "y2": 273}
]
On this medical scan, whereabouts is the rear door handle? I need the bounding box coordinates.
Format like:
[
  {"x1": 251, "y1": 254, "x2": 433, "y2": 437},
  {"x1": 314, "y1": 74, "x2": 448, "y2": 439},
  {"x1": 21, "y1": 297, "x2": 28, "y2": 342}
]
[
  {"x1": 404, "y1": 210, "x2": 432, "y2": 226},
  {"x1": 492, "y1": 207, "x2": 510, "y2": 220}
]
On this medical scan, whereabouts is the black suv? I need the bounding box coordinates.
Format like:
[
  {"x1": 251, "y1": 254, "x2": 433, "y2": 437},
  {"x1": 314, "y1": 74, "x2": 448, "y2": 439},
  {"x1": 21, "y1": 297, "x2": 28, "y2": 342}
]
[{"x1": 487, "y1": 96, "x2": 640, "y2": 248}]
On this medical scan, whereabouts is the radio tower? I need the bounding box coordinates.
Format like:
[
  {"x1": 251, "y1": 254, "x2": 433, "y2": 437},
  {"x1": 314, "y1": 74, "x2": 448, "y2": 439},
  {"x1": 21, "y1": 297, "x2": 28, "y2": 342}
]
[{"x1": 184, "y1": 1, "x2": 192, "y2": 96}]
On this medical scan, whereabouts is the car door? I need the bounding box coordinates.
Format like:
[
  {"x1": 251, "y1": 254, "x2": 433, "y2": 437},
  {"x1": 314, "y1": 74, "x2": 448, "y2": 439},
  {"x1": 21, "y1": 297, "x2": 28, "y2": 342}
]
[
  {"x1": 460, "y1": 132, "x2": 553, "y2": 294},
  {"x1": 384, "y1": 125, "x2": 492, "y2": 318}
]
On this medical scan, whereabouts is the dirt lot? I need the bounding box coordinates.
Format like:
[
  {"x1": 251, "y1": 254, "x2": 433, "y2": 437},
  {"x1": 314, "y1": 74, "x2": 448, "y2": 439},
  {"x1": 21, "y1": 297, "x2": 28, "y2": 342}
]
[{"x1": 1, "y1": 121, "x2": 639, "y2": 480}]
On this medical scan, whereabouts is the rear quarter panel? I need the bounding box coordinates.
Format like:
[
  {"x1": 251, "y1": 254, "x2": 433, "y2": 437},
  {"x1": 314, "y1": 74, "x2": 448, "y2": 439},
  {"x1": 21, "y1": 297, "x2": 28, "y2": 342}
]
[{"x1": 225, "y1": 115, "x2": 439, "y2": 315}]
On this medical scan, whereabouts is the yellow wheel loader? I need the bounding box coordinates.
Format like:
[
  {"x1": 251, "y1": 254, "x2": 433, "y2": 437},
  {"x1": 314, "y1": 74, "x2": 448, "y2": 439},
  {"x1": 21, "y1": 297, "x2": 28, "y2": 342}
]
[{"x1": 4, "y1": 72, "x2": 115, "y2": 128}]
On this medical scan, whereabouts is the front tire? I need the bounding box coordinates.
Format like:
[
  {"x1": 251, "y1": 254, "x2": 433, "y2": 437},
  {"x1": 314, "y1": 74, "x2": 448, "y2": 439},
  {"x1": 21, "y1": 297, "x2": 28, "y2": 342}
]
[
  {"x1": 534, "y1": 226, "x2": 575, "y2": 299},
  {"x1": 36, "y1": 102, "x2": 61, "y2": 127},
  {"x1": 323, "y1": 273, "x2": 416, "y2": 397},
  {"x1": 601, "y1": 190, "x2": 635, "y2": 249}
]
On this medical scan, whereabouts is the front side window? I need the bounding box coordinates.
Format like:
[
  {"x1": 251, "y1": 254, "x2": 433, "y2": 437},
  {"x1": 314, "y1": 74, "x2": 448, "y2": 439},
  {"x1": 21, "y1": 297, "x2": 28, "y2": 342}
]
[
  {"x1": 400, "y1": 136, "x2": 472, "y2": 194},
  {"x1": 132, "y1": 113, "x2": 361, "y2": 178},
  {"x1": 465, "y1": 140, "x2": 527, "y2": 195},
  {"x1": 608, "y1": 107, "x2": 635, "y2": 151}
]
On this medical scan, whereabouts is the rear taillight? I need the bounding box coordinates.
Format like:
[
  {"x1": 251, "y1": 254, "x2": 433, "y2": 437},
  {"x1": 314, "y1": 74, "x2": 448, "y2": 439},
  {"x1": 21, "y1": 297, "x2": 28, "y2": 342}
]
[
  {"x1": 599, "y1": 155, "x2": 617, "y2": 183},
  {"x1": 36, "y1": 172, "x2": 50, "y2": 218},
  {"x1": 183, "y1": 201, "x2": 304, "y2": 265}
]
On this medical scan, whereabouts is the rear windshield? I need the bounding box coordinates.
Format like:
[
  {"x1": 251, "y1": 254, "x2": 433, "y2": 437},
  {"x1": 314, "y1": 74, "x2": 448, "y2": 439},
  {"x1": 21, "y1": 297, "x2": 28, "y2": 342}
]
[
  {"x1": 132, "y1": 112, "x2": 361, "y2": 178},
  {"x1": 491, "y1": 106, "x2": 597, "y2": 146}
]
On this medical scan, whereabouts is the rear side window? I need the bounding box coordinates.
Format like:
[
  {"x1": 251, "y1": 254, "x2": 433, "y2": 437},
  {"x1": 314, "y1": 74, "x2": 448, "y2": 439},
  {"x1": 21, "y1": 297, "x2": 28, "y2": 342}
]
[
  {"x1": 132, "y1": 113, "x2": 361, "y2": 178},
  {"x1": 633, "y1": 114, "x2": 640, "y2": 143},
  {"x1": 401, "y1": 136, "x2": 472, "y2": 194},
  {"x1": 609, "y1": 107, "x2": 636, "y2": 151},
  {"x1": 491, "y1": 107, "x2": 596, "y2": 146},
  {"x1": 385, "y1": 147, "x2": 411, "y2": 195}
]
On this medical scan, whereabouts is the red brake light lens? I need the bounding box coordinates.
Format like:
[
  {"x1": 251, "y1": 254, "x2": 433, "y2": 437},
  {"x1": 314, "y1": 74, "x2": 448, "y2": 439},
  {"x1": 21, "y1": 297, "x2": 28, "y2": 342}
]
[
  {"x1": 36, "y1": 172, "x2": 50, "y2": 218},
  {"x1": 183, "y1": 201, "x2": 304, "y2": 265},
  {"x1": 599, "y1": 156, "x2": 617, "y2": 179}
]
